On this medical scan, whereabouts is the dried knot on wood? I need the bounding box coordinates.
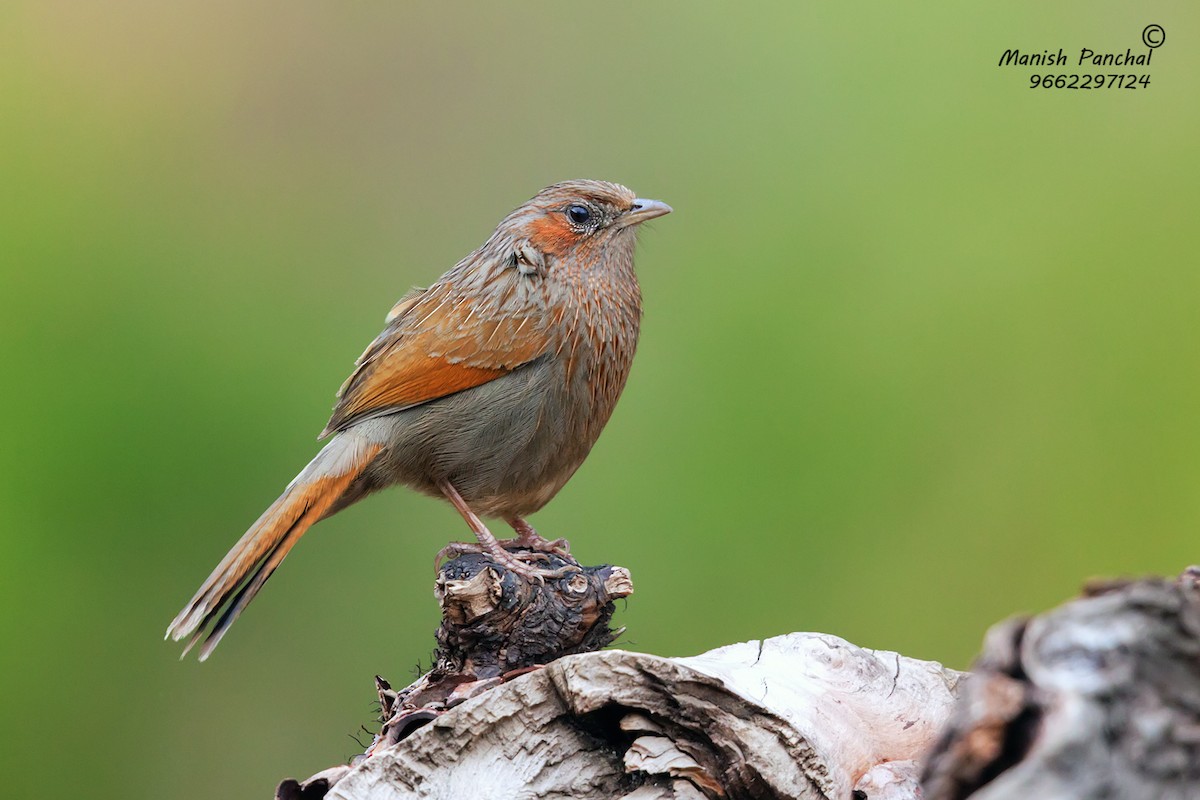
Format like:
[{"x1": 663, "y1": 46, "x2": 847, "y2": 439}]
[
  {"x1": 375, "y1": 550, "x2": 631, "y2": 753},
  {"x1": 277, "y1": 549, "x2": 633, "y2": 800}
]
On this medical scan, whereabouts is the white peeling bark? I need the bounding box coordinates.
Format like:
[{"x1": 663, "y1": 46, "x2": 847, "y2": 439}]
[{"x1": 322, "y1": 633, "x2": 964, "y2": 800}]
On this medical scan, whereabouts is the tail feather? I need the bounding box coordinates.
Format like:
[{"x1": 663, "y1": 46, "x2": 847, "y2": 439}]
[{"x1": 167, "y1": 436, "x2": 382, "y2": 660}]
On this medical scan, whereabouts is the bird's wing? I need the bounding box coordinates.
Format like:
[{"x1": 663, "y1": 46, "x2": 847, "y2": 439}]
[{"x1": 321, "y1": 283, "x2": 553, "y2": 436}]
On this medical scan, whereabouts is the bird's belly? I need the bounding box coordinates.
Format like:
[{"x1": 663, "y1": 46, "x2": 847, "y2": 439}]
[{"x1": 365, "y1": 356, "x2": 599, "y2": 517}]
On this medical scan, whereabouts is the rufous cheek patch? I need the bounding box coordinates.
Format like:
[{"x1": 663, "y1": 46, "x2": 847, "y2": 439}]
[{"x1": 527, "y1": 216, "x2": 578, "y2": 257}]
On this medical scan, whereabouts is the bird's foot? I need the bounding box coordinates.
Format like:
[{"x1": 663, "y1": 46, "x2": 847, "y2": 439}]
[
  {"x1": 435, "y1": 540, "x2": 579, "y2": 581},
  {"x1": 504, "y1": 517, "x2": 572, "y2": 557},
  {"x1": 498, "y1": 534, "x2": 572, "y2": 557}
]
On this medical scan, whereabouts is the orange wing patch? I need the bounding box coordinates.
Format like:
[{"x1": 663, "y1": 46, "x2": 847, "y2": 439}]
[
  {"x1": 327, "y1": 354, "x2": 507, "y2": 434},
  {"x1": 322, "y1": 282, "x2": 553, "y2": 435}
]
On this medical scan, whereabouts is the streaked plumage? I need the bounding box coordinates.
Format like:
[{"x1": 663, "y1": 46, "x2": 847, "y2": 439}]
[{"x1": 167, "y1": 180, "x2": 670, "y2": 659}]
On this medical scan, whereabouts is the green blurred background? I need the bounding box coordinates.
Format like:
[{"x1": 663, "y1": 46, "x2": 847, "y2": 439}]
[{"x1": 2, "y1": 2, "x2": 1198, "y2": 797}]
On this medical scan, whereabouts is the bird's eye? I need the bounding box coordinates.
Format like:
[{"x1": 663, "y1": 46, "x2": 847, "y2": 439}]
[{"x1": 566, "y1": 205, "x2": 593, "y2": 226}]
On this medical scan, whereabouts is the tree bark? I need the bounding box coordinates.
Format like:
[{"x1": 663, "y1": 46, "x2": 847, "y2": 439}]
[
  {"x1": 922, "y1": 569, "x2": 1200, "y2": 800},
  {"x1": 277, "y1": 553, "x2": 1200, "y2": 800},
  {"x1": 320, "y1": 634, "x2": 962, "y2": 800}
]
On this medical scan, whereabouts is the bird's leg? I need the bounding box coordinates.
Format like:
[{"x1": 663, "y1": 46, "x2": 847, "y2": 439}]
[
  {"x1": 504, "y1": 517, "x2": 571, "y2": 556},
  {"x1": 436, "y1": 480, "x2": 576, "y2": 578}
]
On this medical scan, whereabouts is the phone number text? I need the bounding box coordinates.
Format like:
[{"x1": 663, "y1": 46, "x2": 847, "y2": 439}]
[{"x1": 1030, "y1": 74, "x2": 1150, "y2": 89}]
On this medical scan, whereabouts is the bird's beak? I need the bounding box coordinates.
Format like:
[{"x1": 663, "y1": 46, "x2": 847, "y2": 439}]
[{"x1": 619, "y1": 198, "x2": 673, "y2": 227}]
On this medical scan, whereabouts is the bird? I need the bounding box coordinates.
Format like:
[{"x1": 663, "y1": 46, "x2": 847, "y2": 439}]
[{"x1": 166, "y1": 179, "x2": 671, "y2": 660}]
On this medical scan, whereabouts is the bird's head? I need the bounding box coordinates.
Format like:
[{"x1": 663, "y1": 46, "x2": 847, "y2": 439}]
[{"x1": 495, "y1": 180, "x2": 671, "y2": 276}]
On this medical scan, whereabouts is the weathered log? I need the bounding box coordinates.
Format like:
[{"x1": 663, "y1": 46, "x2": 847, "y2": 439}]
[
  {"x1": 317, "y1": 635, "x2": 963, "y2": 799},
  {"x1": 279, "y1": 549, "x2": 964, "y2": 799},
  {"x1": 922, "y1": 568, "x2": 1200, "y2": 800},
  {"x1": 279, "y1": 548, "x2": 1200, "y2": 800}
]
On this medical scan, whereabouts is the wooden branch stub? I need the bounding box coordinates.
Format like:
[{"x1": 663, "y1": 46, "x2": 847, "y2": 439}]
[
  {"x1": 278, "y1": 549, "x2": 634, "y2": 800},
  {"x1": 375, "y1": 550, "x2": 632, "y2": 753},
  {"x1": 433, "y1": 550, "x2": 632, "y2": 678},
  {"x1": 922, "y1": 568, "x2": 1200, "y2": 800}
]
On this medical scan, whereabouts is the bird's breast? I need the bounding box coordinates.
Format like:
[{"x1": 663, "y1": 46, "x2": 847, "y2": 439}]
[{"x1": 552, "y1": 280, "x2": 641, "y2": 437}]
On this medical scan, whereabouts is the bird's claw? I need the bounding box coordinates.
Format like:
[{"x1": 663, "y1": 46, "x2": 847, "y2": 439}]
[
  {"x1": 435, "y1": 540, "x2": 580, "y2": 581},
  {"x1": 501, "y1": 534, "x2": 572, "y2": 557}
]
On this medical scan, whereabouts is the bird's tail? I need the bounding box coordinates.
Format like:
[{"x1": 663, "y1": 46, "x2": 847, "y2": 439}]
[{"x1": 166, "y1": 433, "x2": 383, "y2": 660}]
